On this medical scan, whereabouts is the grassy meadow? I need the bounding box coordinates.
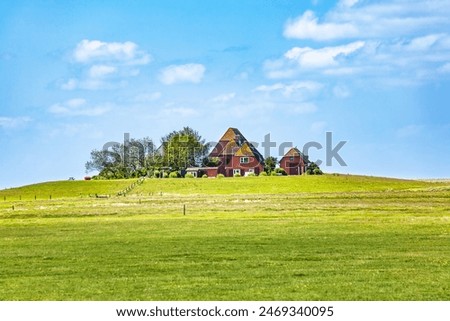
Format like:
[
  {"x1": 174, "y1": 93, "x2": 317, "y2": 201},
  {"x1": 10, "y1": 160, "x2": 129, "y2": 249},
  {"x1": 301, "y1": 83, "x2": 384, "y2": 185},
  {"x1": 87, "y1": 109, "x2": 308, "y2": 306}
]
[{"x1": 0, "y1": 175, "x2": 449, "y2": 300}]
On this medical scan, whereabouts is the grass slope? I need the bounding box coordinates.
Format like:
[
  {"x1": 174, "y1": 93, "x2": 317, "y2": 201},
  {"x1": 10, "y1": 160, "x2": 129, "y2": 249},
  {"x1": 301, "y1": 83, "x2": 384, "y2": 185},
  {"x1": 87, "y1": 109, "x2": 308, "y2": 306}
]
[
  {"x1": 0, "y1": 175, "x2": 449, "y2": 300},
  {"x1": 134, "y1": 175, "x2": 438, "y2": 194},
  {"x1": 0, "y1": 180, "x2": 133, "y2": 200}
]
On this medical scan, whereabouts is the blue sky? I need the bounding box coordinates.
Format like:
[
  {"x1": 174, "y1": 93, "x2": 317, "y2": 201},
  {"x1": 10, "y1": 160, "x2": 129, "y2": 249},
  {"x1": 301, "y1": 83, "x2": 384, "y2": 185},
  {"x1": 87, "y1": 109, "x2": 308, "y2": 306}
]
[{"x1": 1, "y1": 0, "x2": 450, "y2": 188}]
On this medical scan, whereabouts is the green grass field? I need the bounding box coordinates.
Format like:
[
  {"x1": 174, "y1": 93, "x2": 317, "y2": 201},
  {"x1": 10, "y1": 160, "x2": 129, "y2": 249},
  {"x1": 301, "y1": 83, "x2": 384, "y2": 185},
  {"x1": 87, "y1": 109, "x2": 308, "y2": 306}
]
[{"x1": 0, "y1": 175, "x2": 449, "y2": 300}]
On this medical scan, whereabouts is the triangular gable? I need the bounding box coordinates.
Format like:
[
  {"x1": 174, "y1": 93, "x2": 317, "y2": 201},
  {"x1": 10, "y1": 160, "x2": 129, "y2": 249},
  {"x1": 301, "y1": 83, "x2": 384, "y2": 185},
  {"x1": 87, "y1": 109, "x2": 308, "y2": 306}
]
[
  {"x1": 208, "y1": 127, "x2": 265, "y2": 165},
  {"x1": 219, "y1": 127, "x2": 242, "y2": 142},
  {"x1": 283, "y1": 147, "x2": 302, "y2": 157},
  {"x1": 223, "y1": 140, "x2": 239, "y2": 155},
  {"x1": 283, "y1": 147, "x2": 308, "y2": 163},
  {"x1": 234, "y1": 142, "x2": 255, "y2": 157}
]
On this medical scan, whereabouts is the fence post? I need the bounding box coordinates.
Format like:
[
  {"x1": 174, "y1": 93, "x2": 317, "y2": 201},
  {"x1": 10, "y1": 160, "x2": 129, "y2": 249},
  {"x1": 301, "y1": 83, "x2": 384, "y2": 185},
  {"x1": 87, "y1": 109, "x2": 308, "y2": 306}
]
[{"x1": 183, "y1": 204, "x2": 186, "y2": 216}]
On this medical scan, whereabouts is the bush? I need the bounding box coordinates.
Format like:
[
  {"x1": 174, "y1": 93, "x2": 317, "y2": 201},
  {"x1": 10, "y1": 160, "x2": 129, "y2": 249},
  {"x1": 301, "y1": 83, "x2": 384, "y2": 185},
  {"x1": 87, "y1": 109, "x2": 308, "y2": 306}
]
[
  {"x1": 306, "y1": 162, "x2": 323, "y2": 175},
  {"x1": 259, "y1": 172, "x2": 268, "y2": 176},
  {"x1": 153, "y1": 170, "x2": 160, "y2": 178},
  {"x1": 275, "y1": 168, "x2": 287, "y2": 176},
  {"x1": 217, "y1": 174, "x2": 225, "y2": 179},
  {"x1": 271, "y1": 171, "x2": 277, "y2": 176},
  {"x1": 202, "y1": 174, "x2": 208, "y2": 178},
  {"x1": 185, "y1": 173, "x2": 195, "y2": 178},
  {"x1": 313, "y1": 168, "x2": 323, "y2": 175},
  {"x1": 234, "y1": 173, "x2": 241, "y2": 177},
  {"x1": 162, "y1": 172, "x2": 169, "y2": 178},
  {"x1": 169, "y1": 171, "x2": 180, "y2": 178},
  {"x1": 247, "y1": 172, "x2": 256, "y2": 177}
]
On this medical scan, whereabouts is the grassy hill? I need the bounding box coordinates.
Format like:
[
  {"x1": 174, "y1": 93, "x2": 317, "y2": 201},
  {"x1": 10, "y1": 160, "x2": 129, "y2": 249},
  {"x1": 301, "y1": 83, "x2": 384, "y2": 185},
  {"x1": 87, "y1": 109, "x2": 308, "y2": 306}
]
[
  {"x1": 0, "y1": 174, "x2": 444, "y2": 199},
  {"x1": 0, "y1": 179, "x2": 132, "y2": 200},
  {"x1": 0, "y1": 175, "x2": 449, "y2": 300},
  {"x1": 132, "y1": 174, "x2": 442, "y2": 194}
]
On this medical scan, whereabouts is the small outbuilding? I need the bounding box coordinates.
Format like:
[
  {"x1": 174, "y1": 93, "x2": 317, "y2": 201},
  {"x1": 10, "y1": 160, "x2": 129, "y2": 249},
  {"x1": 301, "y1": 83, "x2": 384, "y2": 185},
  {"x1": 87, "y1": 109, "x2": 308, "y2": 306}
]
[{"x1": 279, "y1": 147, "x2": 307, "y2": 175}]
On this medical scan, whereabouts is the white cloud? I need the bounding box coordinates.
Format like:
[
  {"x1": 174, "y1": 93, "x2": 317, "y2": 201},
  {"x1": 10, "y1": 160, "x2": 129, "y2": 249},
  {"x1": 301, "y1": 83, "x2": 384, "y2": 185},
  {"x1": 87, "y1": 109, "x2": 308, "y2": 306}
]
[
  {"x1": 133, "y1": 92, "x2": 162, "y2": 103},
  {"x1": 323, "y1": 67, "x2": 361, "y2": 75},
  {"x1": 275, "y1": 1, "x2": 450, "y2": 83},
  {"x1": 0, "y1": 116, "x2": 32, "y2": 129},
  {"x1": 247, "y1": 81, "x2": 322, "y2": 116},
  {"x1": 339, "y1": 0, "x2": 359, "y2": 8},
  {"x1": 284, "y1": 10, "x2": 358, "y2": 41},
  {"x1": 61, "y1": 79, "x2": 78, "y2": 90},
  {"x1": 254, "y1": 83, "x2": 285, "y2": 92},
  {"x1": 290, "y1": 103, "x2": 318, "y2": 114},
  {"x1": 237, "y1": 72, "x2": 249, "y2": 80},
  {"x1": 159, "y1": 64, "x2": 206, "y2": 85},
  {"x1": 161, "y1": 107, "x2": 199, "y2": 117},
  {"x1": 73, "y1": 39, "x2": 151, "y2": 65},
  {"x1": 63, "y1": 40, "x2": 151, "y2": 91},
  {"x1": 396, "y1": 125, "x2": 424, "y2": 138},
  {"x1": 333, "y1": 85, "x2": 351, "y2": 98},
  {"x1": 60, "y1": 75, "x2": 128, "y2": 91},
  {"x1": 212, "y1": 93, "x2": 236, "y2": 103},
  {"x1": 67, "y1": 98, "x2": 86, "y2": 108},
  {"x1": 264, "y1": 41, "x2": 365, "y2": 79},
  {"x1": 262, "y1": 61, "x2": 298, "y2": 79},
  {"x1": 412, "y1": 35, "x2": 441, "y2": 50},
  {"x1": 285, "y1": 1, "x2": 450, "y2": 42},
  {"x1": 255, "y1": 81, "x2": 323, "y2": 97},
  {"x1": 329, "y1": 1, "x2": 450, "y2": 39},
  {"x1": 310, "y1": 121, "x2": 327, "y2": 134},
  {"x1": 60, "y1": 78, "x2": 101, "y2": 91},
  {"x1": 48, "y1": 98, "x2": 110, "y2": 116},
  {"x1": 438, "y1": 63, "x2": 450, "y2": 73},
  {"x1": 48, "y1": 123, "x2": 104, "y2": 139},
  {"x1": 88, "y1": 65, "x2": 117, "y2": 78},
  {"x1": 285, "y1": 41, "x2": 365, "y2": 68}
]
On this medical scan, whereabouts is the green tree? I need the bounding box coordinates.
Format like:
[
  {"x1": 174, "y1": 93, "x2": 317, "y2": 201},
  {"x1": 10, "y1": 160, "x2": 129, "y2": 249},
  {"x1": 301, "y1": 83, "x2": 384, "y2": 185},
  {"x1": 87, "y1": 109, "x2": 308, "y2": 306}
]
[
  {"x1": 160, "y1": 127, "x2": 209, "y2": 170},
  {"x1": 306, "y1": 162, "x2": 323, "y2": 175},
  {"x1": 86, "y1": 128, "x2": 208, "y2": 178},
  {"x1": 86, "y1": 137, "x2": 157, "y2": 179},
  {"x1": 264, "y1": 156, "x2": 278, "y2": 174},
  {"x1": 85, "y1": 145, "x2": 122, "y2": 176}
]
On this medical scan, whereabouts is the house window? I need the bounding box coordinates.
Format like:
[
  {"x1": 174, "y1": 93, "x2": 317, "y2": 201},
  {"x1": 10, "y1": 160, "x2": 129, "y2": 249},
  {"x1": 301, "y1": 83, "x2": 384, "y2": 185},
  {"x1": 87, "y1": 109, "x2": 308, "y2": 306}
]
[
  {"x1": 240, "y1": 157, "x2": 249, "y2": 164},
  {"x1": 248, "y1": 168, "x2": 254, "y2": 173},
  {"x1": 289, "y1": 156, "x2": 294, "y2": 161},
  {"x1": 233, "y1": 169, "x2": 241, "y2": 175}
]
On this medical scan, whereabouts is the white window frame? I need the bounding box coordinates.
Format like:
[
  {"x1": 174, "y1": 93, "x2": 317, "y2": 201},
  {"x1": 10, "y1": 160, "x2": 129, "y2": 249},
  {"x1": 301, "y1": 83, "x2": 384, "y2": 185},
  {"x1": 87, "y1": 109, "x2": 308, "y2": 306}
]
[
  {"x1": 240, "y1": 157, "x2": 249, "y2": 164},
  {"x1": 233, "y1": 169, "x2": 241, "y2": 175}
]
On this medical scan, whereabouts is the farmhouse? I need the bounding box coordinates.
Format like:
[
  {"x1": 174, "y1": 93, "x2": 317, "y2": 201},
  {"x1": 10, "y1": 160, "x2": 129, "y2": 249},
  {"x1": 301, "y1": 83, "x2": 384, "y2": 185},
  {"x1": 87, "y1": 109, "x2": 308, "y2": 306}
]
[
  {"x1": 279, "y1": 147, "x2": 307, "y2": 175},
  {"x1": 203, "y1": 127, "x2": 265, "y2": 177}
]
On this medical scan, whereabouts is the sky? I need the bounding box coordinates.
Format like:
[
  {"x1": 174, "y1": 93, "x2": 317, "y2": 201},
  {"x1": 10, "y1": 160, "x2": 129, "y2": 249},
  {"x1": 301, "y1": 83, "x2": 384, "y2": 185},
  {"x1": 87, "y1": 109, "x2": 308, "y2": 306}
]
[{"x1": 1, "y1": 0, "x2": 450, "y2": 188}]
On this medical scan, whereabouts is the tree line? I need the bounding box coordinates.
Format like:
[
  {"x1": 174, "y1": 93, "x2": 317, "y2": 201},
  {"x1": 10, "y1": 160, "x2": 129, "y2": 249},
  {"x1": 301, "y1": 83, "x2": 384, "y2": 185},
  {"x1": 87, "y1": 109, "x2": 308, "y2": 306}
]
[
  {"x1": 85, "y1": 126, "x2": 322, "y2": 179},
  {"x1": 85, "y1": 127, "x2": 209, "y2": 179}
]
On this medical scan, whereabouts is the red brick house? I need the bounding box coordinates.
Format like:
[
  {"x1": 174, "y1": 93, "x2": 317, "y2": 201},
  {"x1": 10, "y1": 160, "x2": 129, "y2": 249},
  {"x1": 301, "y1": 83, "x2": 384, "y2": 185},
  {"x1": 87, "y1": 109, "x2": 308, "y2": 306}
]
[
  {"x1": 204, "y1": 127, "x2": 265, "y2": 177},
  {"x1": 279, "y1": 147, "x2": 307, "y2": 175}
]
